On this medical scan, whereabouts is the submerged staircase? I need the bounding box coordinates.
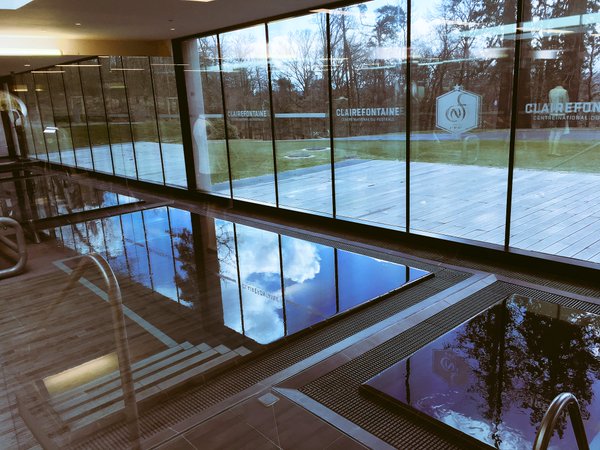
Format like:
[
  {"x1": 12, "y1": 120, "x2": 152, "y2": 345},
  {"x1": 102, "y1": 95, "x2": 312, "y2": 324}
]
[{"x1": 19, "y1": 340, "x2": 251, "y2": 446}]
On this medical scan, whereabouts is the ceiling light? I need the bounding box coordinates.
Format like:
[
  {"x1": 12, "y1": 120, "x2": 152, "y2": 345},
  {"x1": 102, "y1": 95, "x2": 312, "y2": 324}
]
[
  {"x1": 24, "y1": 64, "x2": 30, "y2": 67},
  {"x1": 43, "y1": 126, "x2": 59, "y2": 134},
  {"x1": 0, "y1": 48, "x2": 62, "y2": 56},
  {"x1": 0, "y1": 0, "x2": 34, "y2": 10},
  {"x1": 31, "y1": 70, "x2": 64, "y2": 74},
  {"x1": 75, "y1": 22, "x2": 81, "y2": 26},
  {"x1": 110, "y1": 68, "x2": 144, "y2": 71},
  {"x1": 56, "y1": 64, "x2": 101, "y2": 67}
]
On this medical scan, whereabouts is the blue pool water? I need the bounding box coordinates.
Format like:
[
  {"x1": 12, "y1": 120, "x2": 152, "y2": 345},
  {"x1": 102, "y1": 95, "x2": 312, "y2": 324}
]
[
  {"x1": 362, "y1": 295, "x2": 600, "y2": 449},
  {"x1": 45, "y1": 206, "x2": 431, "y2": 345}
]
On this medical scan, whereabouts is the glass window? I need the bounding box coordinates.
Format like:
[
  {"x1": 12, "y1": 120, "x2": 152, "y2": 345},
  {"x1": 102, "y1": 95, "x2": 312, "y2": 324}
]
[
  {"x1": 268, "y1": 13, "x2": 333, "y2": 216},
  {"x1": 150, "y1": 56, "x2": 186, "y2": 188},
  {"x1": 511, "y1": 1, "x2": 600, "y2": 263},
  {"x1": 122, "y1": 56, "x2": 164, "y2": 184},
  {"x1": 62, "y1": 64, "x2": 94, "y2": 170},
  {"x1": 220, "y1": 25, "x2": 277, "y2": 205},
  {"x1": 410, "y1": 0, "x2": 515, "y2": 244},
  {"x1": 100, "y1": 56, "x2": 137, "y2": 179},
  {"x1": 182, "y1": 36, "x2": 231, "y2": 196},
  {"x1": 79, "y1": 59, "x2": 114, "y2": 174},
  {"x1": 47, "y1": 70, "x2": 77, "y2": 167},
  {"x1": 331, "y1": 0, "x2": 408, "y2": 229},
  {"x1": 33, "y1": 72, "x2": 61, "y2": 163}
]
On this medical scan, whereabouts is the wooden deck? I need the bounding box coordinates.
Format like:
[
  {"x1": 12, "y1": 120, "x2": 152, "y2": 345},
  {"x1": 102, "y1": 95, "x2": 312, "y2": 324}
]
[
  {"x1": 228, "y1": 160, "x2": 600, "y2": 264},
  {"x1": 0, "y1": 255, "x2": 251, "y2": 449}
]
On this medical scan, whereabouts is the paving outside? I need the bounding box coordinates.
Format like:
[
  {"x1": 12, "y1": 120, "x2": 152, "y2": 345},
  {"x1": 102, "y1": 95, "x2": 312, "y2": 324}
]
[{"x1": 226, "y1": 159, "x2": 600, "y2": 264}]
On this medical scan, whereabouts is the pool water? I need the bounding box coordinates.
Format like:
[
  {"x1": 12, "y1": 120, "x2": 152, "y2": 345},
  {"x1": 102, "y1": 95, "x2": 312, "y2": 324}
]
[
  {"x1": 45, "y1": 206, "x2": 431, "y2": 346},
  {"x1": 362, "y1": 295, "x2": 600, "y2": 449},
  {"x1": 0, "y1": 174, "x2": 139, "y2": 221}
]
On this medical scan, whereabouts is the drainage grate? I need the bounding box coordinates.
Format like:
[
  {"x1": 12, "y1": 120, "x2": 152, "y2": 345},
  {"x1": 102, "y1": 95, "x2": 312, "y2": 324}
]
[{"x1": 298, "y1": 281, "x2": 600, "y2": 449}]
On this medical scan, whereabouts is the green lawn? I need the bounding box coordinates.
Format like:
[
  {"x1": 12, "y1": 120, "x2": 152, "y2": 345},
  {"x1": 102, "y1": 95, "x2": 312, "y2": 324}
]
[{"x1": 34, "y1": 120, "x2": 600, "y2": 182}]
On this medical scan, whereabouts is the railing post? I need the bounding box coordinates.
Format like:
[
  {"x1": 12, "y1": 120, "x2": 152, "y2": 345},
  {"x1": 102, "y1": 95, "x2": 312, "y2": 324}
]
[{"x1": 533, "y1": 392, "x2": 590, "y2": 450}]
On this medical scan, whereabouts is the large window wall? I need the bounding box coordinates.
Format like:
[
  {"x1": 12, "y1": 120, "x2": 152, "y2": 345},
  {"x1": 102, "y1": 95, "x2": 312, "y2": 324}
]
[
  {"x1": 181, "y1": 0, "x2": 600, "y2": 266},
  {"x1": 11, "y1": 56, "x2": 186, "y2": 188}
]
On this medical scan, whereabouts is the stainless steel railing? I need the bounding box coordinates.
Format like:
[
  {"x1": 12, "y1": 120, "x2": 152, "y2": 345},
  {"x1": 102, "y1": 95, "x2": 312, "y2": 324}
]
[
  {"x1": 20, "y1": 254, "x2": 141, "y2": 449},
  {"x1": 533, "y1": 392, "x2": 590, "y2": 450},
  {"x1": 58, "y1": 254, "x2": 141, "y2": 449},
  {"x1": 0, "y1": 216, "x2": 27, "y2": 279}
]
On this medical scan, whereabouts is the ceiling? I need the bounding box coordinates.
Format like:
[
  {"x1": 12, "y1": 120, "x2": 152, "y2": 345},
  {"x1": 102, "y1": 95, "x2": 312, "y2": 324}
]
[{"x1": 0, "y1": 0, "x2": 340, "y2": 77}]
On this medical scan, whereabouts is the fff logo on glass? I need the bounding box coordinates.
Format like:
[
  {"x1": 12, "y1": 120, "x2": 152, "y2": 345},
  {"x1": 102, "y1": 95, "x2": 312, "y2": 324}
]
[{"x1": 436, "y1": 87, "x2": 481, "y2": 134}]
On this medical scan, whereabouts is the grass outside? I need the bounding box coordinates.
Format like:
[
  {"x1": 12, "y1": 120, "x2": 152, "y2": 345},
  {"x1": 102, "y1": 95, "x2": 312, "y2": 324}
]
[
  {"x1": 204, "y1": 136, "x2": 600, "y2": 183},
  {"x1": 34, "y1": 120, "x2": 600, "y2": 182}
]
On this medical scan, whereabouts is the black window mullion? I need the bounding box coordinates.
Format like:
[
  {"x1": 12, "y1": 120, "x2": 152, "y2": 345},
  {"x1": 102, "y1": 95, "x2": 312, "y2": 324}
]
[
  {"x1": 504, "y1": 0, "x2": 524, "y2": 250},
  {"x1": 265, "y1": 23, "x2": 280, "y2": 208}
]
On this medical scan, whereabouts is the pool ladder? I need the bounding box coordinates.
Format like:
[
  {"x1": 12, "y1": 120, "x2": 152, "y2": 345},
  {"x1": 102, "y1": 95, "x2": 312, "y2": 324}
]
[
  {"x1": 533, "y1": 392, "x2": 590, "y2": 450},
  {"x1": 0, "y1": 216, "x2": 27, "y2": 279}
]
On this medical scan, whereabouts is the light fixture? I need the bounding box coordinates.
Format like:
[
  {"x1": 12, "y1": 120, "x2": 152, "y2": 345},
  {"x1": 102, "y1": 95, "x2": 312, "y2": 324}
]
[
  {"x1": 43, "y1": 126, "x2": 59, "y2": 134},
  {"x1": 56, "y1": 64, "x2": 101, "y2": 67},
  {"x1": 0, "y1": 48, "x2": 62, "y2": 56},
  {"x1": 0, "y1": 0, "x2": 34, "y2": 10},
  {"x1": 24, "y1": 63, "x2": 30, "y2": 67},
  {"x1": 43, "y1": 353, "x2": 118, "y2": 395},
  {"x1": 75, "y1": 22, "x2": 81, "y2": 26},
  {"x1": 31, "y1": 70, "x2": 65, "y2": 73}
]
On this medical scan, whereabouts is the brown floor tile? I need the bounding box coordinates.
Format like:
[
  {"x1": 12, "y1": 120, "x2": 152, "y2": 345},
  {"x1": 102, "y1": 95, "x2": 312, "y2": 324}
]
[
  {"x1": 325, "y1": 435, "x2": 368, "y2": 450},
  {"x1": 157, "y1": 436, "x2": 196, "y2": 450},
  {"x1": 183, "y1": 407, "x2": 280, "y2": 450}
]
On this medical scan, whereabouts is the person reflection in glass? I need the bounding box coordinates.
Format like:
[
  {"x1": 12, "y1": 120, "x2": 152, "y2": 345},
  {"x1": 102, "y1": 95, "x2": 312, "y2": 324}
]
[{"x1": 548, "y1": 84, "x2": 569, "y2": 156}]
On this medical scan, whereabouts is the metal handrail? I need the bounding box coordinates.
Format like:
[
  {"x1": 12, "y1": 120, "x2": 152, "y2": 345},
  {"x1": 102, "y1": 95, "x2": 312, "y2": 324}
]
[
  {"x1": 533, "y1": 392, "x2": 590, "y2": 450},
  {"x1": 57, "y1": 254, "x2": 141, "y2": 449},
  {"x1": 0, "y1": 216, "x2": 27, "y2": 279}
]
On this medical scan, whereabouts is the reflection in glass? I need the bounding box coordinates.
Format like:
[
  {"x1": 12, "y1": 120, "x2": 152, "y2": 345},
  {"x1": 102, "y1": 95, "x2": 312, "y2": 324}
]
[
  {"x1": 34, "y1": 72, "x2": 62, "y2": 164},
  {"x1": 150, "y1": 56, "x2": 187, "y2": 187},
  {"x1": 220, "y1": 25, "x2": 277, "y2": 205},
  {"x1": 338, "y1": 250, "x2": 422, "y2": 311},
  {"x1": 216, "y1": 220, "x2": 243, "y2": 334},
  {"x1": 48, "y1": 204, "x2": 429, "y2": 346},
  {"x1": 100, "y1": 57, "x2": 137, "y2": 179},
  {"x1": 122, "y1": 56, "x2": 164, "y2": 184},
  {"x1": 62, "y1": 65, "x2": 94, "y2": 170},
  {"x1": 281, "y1": 236, "x2": 336, "y2": 335},
  {"x1": 363, "y1": 295, "x2": 600, "y2": 449},
  {"x1": 410, "y1": 0, "x2": 515, "y2": 244},
  {"x1": 182, "y1": 35, "x2": 231, "y2": 196},
  {"x1": 79, "y1": 59, "x2": 114, "y2": 174},
  {"x1": 0, "y1": 175, "x2": 139, "y2": 222},
  {"x1": 331, "y1": 0, "x2": 407, "y2": 228},
  {"x1": 268, "y1": 13, "x2": 332, "y2": 215},
  {"x1": 12, "y1": 74, "x2": 39, "y2": 159},
  {"x1": 47, "y1": 71, "x2": 77, "y2": 167},
  {"x1": 235, "y1": 224, "x2": 285, "y2": 344}
]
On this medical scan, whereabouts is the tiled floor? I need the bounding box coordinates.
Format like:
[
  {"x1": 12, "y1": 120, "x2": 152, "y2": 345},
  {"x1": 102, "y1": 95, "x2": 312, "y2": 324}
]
[{"x1": 157, "y1": 394, "x2": 367, "y2": 450}]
